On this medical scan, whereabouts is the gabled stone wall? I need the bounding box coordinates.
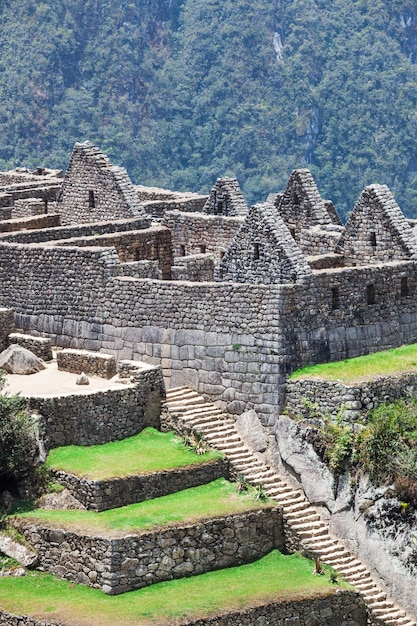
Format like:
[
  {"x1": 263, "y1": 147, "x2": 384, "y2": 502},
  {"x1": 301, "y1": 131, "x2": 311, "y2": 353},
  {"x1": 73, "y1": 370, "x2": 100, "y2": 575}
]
[
  {"x1": 56, "y1": 142, "x2": 146, "y2": 225},
  {"x1": 336, "y1": 184, "x2": 417, "y2": 265},
  {"x1": 216, "y1": 203, "x2": 312, "y2": 284}
]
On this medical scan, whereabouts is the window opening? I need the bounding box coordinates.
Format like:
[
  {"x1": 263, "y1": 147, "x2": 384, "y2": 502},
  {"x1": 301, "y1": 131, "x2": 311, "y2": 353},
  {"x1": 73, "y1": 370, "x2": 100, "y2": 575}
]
[
  {"x1": 367, "y1": 284, "x2": 375, "y2": 305},
  {"x1": 253, "y1": 243, "x2": 260, "y2": 260},
  {"x1": 331, "y1": 286, "x2": 340, "y2": 310},
  {"x1": 180, "y1": 245, "x2": 186, "y2": 257},
  {"x1": 199, "y1": 244, "x2": 206, "y2": 254},
  {"x1": 88, "y1": 190, "x2": 95, "y2": 208},
  {"x1": 370, "y1": 231, "x2": 377, "y2": 248},
  {"x1": 216, "y1": 201, "x2": 224, "y2": 215},
  {"x1": 401, "y1": 277, "x2": 409, "y2": 297}
]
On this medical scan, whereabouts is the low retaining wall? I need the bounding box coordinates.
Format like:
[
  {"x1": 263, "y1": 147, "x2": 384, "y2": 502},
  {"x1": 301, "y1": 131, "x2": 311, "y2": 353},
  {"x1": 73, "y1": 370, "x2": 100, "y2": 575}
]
[
  {"x1": 8, "y1": 333, "x2": 52, "y2": 361},
  {"x1": 184, "y1": 591, "x2": 369, "y2": 626},
  {"x1": 0, "y1": 590, "x2": 369, "y2": 626},
  {"x1": 57, "y1": 348, "x2": 117, "y2": 379},
  {"x1": 28, "y1": 366, "x2": 164, "y2": 447},
  {"x1": 52, "y1": 458, "x2": 229, "y2": 511},
  {"x1": 0, "y1": 613, "x2": 59, "y2": 626},
  {"x1": 16, "y1": 508, "x2": 283, "y2": 595},
  {"x1": 285, "y1": 372, "x2": 417, "y2": 421}
]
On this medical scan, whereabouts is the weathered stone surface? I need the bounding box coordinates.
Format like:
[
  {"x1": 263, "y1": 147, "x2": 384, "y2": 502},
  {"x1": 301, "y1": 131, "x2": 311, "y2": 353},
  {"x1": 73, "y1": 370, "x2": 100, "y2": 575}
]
[
  {"x1": 235, "y1": 409, "x2": 267, "y2": 452},
  {"x1": 0, "y1": 532, "x2": 38, "y2": 568},
  {"x1": 0, "y1": 344, "x2": 45, "y2": 375},
  {"x1": 274, "y1": 415, "x2": 335, "y2": 512}
]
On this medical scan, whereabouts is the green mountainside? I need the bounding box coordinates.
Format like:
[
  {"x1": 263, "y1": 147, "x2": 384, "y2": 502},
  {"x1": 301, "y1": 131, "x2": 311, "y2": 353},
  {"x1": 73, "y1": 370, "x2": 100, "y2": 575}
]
[{"x1": 1, "y1": 0, "x2": 417, "y2": 218}]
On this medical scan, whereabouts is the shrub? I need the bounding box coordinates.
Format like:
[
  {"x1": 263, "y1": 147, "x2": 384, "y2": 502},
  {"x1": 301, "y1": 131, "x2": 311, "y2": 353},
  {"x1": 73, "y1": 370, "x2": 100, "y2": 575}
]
[
  {"x1": 314, "y1": 416, "x2": 354, "y2": 476},
  {"x1": 0, "y1": 375, "x2": 40, "y2": 489}
]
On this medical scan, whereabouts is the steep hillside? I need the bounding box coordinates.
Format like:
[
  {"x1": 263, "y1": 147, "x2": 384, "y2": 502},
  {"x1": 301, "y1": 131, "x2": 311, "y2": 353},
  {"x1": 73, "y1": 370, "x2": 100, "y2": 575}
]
[{"x1": 1, "y1": 0, "x2": 417, "y2": 218}]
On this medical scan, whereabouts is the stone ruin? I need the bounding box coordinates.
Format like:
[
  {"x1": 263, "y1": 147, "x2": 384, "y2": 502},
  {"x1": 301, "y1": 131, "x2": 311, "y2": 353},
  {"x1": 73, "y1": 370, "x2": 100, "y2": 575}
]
[
  {"x1": 0, "y1": 140, "x2": 416, "y2": 427},
  {"x1": 0, "y1": 141, "x2": 416, "y2": 624}
]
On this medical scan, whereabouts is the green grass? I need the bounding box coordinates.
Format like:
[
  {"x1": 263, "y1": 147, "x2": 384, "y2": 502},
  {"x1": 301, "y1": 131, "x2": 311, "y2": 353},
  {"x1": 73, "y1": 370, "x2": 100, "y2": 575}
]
[
  {"x1": 14, "y1": 479, "x2": 271, "y2": 536},
  {"x1": 0, "y1": 551, "x2": 347, "y2": 626},
  {"x1": 289, "y1": 343, "x2": 417, "y2": 383},
  {"x1": 46, "y1": 428, "x2": 222, "y2": 480}
]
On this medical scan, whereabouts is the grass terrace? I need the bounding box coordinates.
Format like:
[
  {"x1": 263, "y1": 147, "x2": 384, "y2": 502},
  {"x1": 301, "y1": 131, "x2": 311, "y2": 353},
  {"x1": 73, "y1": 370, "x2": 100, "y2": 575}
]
[
  {"x1": 14, "y1": 479, "x2": 272, "y2": 537},
  {"x1": 289, "y1": 343, "x2": 417, "y2": 384},
  {"x1": 46, "y1": 427, "x2": 223, "y2": 480},
  {"x1": 0, "y1": 551, "x2": 348, "y2": 626}
]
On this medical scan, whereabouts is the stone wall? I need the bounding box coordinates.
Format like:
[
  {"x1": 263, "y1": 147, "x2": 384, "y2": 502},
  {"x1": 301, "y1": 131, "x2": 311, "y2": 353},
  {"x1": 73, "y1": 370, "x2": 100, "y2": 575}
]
[
  {"x1": 336, "y1": 185, "x2": 417, "y2": 265},
  {"x1": 163, "y1": 210, "x2": 243, "y2": 263},
  {"x1": 0, "y1": 613, "x2": 59, "y2": 626},
  {"x1": 28, "y1": 365, "x2": 164, "y2": 447},
  {"x1": 0, "y1": 214, "x2": 60, "y2": 233},
  {"x1": 57, "y1": 226, "x2": 173, "y2": 280},
  {"x1": 12, "y1": 199, "x2": 46, "y2": 218},
  {"x1": 184, "y1": 592, "x2": 369, "y2": 626},
  {"x1": 115, "y1": 259, "x2": 161, "y2": 279},
  {"x1": 142, "y1": 197, "x2": 208, "y2": 217},
  {"x1": 285, "y1": 371, "x2": 417, "y2": 421},
  {"x1": 57, "y1": 349, "x2": 117, "y2": 378},
  {"x1": 53, "y1": 458, "x2": 229, "y2": 511},
  {"x1": 171, "y1": 254, "x2": 215, "y2": 282},
  {"x1": 2, "y1": 240, "x2": 417, "y2": 421},
  {"x1": 299, "y1": 225, "x2": 344, "y2": 256},
  {"x1": 0, "y1": 242, "x2": 282, "y2": 423},
  {"x1": 0, "y1": 308, "x2": 15, "y2": 352},
  {"x1": 216, "y1": 203, "x2": 312, "y2": 285},
  {"x1": 16, "y1": 508, "x2": 283, "y2": 595},
  {"x1": 0, "y1": 216, "x2": 150, "y2": 243},
  {"x1": 56, "y1": 141, "x2": 146, "y2": 225},
  {"x1": 8, "y1": 333, "x2": 52, "y2": 361},
  {"x1": 282, "y1": 261, "x2": 417, "y2": 368}
]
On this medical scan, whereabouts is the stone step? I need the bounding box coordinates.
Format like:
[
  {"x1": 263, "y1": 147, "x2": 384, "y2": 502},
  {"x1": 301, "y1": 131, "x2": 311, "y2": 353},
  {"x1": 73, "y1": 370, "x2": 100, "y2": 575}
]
[
  {"x1": 361, "y1": 590, "x2": 387, "y2": 603},
  {"x1": 181, "y1": 407, "x2": 225, "y2": 417},
  {"x1": 205, "y1": 434, "x2": 242, "y2": 445},
  {"x1": 322, "y1": 553, "x2": 356, "y2": 567},
  {"x1": 243, "y1": 469, "x2": 277, "y2": 481},
  {"x1": 371, "y1": 607, "x2": 407, "y2": 620},
  {"x1": 204, "y1": 427, "x2": 234, "y2": 434},
  {"x1": 165, "y1": 386, "x2": 194, "y2": 397},
  {"x1": 295, "y1": 526, "x2": 329, "y2": 540},
  {"x1": 314, "y1": 543, "x2": 347, "y2": 557},
  {"x1": 280, "y1": 497, "x2": 309, "y2": 510},
  {"x1": 287, "y1": 520, "x2": 327, "y2": 534},
  {"x1": 166, "y1": 388, "x2": 417, "y2": 626}
]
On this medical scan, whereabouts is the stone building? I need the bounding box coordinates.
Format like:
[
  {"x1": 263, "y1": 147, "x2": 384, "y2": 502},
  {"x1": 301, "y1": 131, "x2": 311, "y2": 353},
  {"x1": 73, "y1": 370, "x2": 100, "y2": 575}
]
[{"x1": 1, "y1": 142, "x2": 417, "y2": 426}]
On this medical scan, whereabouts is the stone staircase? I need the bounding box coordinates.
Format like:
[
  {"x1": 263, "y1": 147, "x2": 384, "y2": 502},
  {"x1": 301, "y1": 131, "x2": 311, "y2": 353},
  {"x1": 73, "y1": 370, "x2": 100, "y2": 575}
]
[{"x1": 164, "y1": 386, "x2": 417, "y2": 626}]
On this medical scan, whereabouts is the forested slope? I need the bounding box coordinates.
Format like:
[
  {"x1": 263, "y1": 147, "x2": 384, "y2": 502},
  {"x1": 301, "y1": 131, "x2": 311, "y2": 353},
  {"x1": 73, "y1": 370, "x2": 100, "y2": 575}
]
[{"x1": 1, "y1": 0, "x2": 417, "y2": 219}]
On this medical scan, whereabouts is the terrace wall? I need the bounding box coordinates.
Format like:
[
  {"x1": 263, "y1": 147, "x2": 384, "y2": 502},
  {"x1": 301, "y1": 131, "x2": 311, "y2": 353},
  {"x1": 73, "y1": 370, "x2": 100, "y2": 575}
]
[
  {"x1": 28, "y1": 366, "x2": 164, "y2": 447},
  {"x1": 285, "y1": 371, "x2": 417, "y2": 421},
  {"x1": 52, "y1": 458, "x2": 229, "y2": 511},
  {"x1": 15, "y1": 508, "x2": 283, "y2": 595}
]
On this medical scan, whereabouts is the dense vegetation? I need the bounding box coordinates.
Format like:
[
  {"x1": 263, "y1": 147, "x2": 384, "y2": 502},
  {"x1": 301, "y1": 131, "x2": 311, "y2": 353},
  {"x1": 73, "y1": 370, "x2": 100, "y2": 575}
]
[
  {"x1": 313, "y1": 398, "x2": 417, "y2": 505},
  {"x1": 0, "y1": 376, "x2": 38, "y2": 492},
  {"x1": 1, "y1": 1, "x2": 417, "y2": 218}
]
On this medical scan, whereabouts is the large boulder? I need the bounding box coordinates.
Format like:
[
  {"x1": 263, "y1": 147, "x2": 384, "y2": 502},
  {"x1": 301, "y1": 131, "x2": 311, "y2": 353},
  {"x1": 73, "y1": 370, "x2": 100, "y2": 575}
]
[
  {"x1": 0, "y1": 344, "x2": 45, "y2": 375},
  {"x1": 235, "y1": 409, "x2": 267, "y2": 452},
  {"x1": 274, "y1": 415, "x2": 336, "y2": 513}
]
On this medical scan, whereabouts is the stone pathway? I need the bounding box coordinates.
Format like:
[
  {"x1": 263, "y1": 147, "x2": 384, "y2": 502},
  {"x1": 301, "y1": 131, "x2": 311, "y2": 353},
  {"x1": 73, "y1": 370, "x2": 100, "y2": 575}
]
[{"x1": 164, "y1": 386, "x2": 417, "y2": 626}]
